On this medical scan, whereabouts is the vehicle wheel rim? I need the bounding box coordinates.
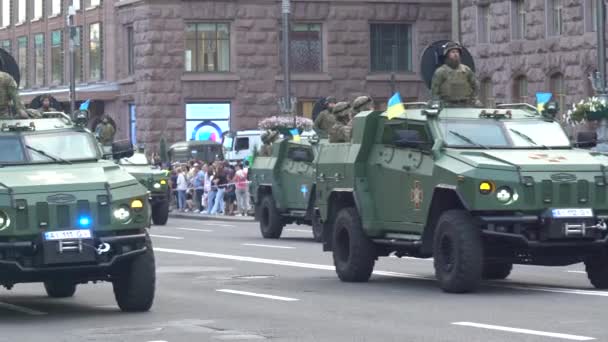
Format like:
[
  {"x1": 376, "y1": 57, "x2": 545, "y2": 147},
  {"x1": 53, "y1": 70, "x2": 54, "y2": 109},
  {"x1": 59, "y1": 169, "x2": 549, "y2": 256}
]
[
  {"x1": 335, "y1": 225, "x2": 350, "y2": 263},
  {"x1": 440, "y1": 235, "x2": 454, "y2": 273}
]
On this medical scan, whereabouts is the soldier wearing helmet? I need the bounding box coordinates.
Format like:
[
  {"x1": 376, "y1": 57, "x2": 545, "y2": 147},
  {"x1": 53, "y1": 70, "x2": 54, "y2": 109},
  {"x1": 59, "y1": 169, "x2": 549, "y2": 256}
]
[
  {"x1": 350, "y1": 95, "x2": 374, "y2": 118},
  {"x1": 430, "y1": 41, "x2": 479, "y2": 106},
  {"x1": 37, "y1": 94, "x2": 57, "y2": 113},
  {"x1": 313, "y1": 96, "x2": 337, "y2": 138},
  {"x1": 0, "y1": 71, "x2": 27, "y2": 118},
  {"x1": 329, "y1": 101, "x2": 353, "y2": 143},
  {"x1": 259, "y1": 130, "x2": 279, "y2": 156}
]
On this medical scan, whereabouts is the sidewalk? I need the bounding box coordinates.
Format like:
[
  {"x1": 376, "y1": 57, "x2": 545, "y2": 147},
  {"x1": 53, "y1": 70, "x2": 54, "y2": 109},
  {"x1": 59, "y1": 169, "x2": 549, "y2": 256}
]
[{"x1": 169, "y1": 210, "x2": 255, "y2": 222}]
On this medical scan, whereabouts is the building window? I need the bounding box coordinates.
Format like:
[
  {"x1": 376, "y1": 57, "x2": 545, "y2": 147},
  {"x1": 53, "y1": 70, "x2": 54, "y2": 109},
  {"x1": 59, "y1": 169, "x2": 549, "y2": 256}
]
[
  {"x1": 72, "y1": 0, "x2": 80, "y2": 11},
  {"x1": 185, "y1": 103, "x2": 230, "y2": 142},
  {"x1": 513, "y1": 76, "x2": 528, "y2": 103},
  {"x1": 547, "y1": 0, "x2": 563, "y2": 36},
  {"x1": 51, "y1": 30, "x2": 63, "y2": 84},
  {"x1": 17, "y1": 36, "x2": 26, "y2": 88},
  {"x1": 89, "y1": 22, "x2": 102, "y2": 81},
  {"x1": 297, "y1": 99, "x2": 316, "y2": 119},
  {"x1": 127, "y1": 26, "x2": 134, "y2": 75},
  {"x1": 281, "y1": 23, "x2": 322, "y2": 73},
  {"x1": 1, "y1": 0, "x2": 10, "y2": 27},
  {"x1": 129, "y1": 103, "x2": 136, "y2": 146},
  {"x1": 511, "y1": 0, "x2": 526, "y2": 40},
  {"x1": 17, "y1": 0, "x2": 26, "y2": 23},
  {"x1": 50, "y1": 0, "x2": 61, "y2": 16},
  {"x1": 87, "y1": 0, "x2": 100, "y2": 8},
  {"x1": 33, "y1": 0, "x2": 42, "y2": 19},
  {"x1": 370, "y1": 24, "x2": 412, "y2": 72},
  {"x1": 477, "y1": 5, "x2": 490, "y2": 43},
  {"x1": 585, "y1": 0, "x2": 598, "y2": 32},
  {"x1": 480, "y1": 78, "x2": 494, "y2": 107},
  {"x1": 34, "y1": 33, "x2": 44, "y2": 86},
  {"x1": 185, "y1": 23, "x2": 230, "y2": 72},
  {"x1": 549, "y1": 72, "x2": 565, "y2": 113},
  {"x1": 1, "y1": 39, "x2": 10, "y2": 54},
  {"x1": 73, "y1": 26, "x2": 82, "y2": 82}
]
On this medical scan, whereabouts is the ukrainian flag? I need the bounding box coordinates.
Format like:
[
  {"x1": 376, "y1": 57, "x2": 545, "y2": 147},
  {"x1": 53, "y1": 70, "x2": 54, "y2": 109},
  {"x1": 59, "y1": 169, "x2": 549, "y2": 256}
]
[
  {"x1": 536, "y1": 92, "x2": 552, "y2": 112},
  {"x1": 289, "y1": 128, "x2": 301, "y2": 142},
  {"x1": 387, "y1": 92, "x2": 406, "y2": 120}
]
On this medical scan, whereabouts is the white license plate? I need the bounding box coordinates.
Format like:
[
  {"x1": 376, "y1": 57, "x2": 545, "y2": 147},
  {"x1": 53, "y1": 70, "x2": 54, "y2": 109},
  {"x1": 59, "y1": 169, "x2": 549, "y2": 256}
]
[
  {"x1": 44, "y1": 229, "x2": 92, "y2": 241},
  {"x1": 551, "y1": 208, "x2": 594, "y2": 218}
]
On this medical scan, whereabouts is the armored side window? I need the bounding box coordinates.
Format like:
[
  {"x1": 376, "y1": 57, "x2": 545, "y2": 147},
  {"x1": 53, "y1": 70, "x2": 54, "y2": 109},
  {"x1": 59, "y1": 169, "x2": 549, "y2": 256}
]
[
  {"x1": 381, "y1": 120, "x2": 431, "y2": 148},
  {"x1": 287, "y1": 146, "x2": 314, "y2": 163}
]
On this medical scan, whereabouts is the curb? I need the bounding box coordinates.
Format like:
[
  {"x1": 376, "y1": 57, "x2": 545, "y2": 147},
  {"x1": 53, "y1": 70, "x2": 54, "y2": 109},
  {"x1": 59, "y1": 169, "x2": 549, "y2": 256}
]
[{"x1": 169, "y1": 212, "x2": 255, "y2": 223}]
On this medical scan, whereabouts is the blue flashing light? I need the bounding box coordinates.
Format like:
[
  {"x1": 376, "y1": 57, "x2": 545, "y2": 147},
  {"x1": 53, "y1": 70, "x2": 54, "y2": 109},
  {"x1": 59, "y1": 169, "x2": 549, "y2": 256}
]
[{"x1": 78, "y1": 216, "x2": 91, "y2": 227}]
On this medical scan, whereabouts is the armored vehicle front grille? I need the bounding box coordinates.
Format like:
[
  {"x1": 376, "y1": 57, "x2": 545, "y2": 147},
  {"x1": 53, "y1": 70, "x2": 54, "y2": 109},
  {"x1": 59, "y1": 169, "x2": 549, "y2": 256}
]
[
  {"x1": 97, "y1": 195, "x2": 110, "y2": 226},
  {"x1": 558, "y1": 183, "x2": 570, "y2": 205},
  {"x1": 577, "y1": 180, "x2": 589, "y2": 204},
  {"x1": 536, "y1": 179, "x2": 594, "y2": 206},
  {"x1": 541, "y1": 180, "x2": 553, "y2": 204},
  {"x1": 56, "y1": 205, "x2": 70, "y2": 228},
  {"x1": 595, "y1": 176, "x2": 606, "y2": 204},
  {"x1": 15, "y1": 199, "x2": 28, "y2": 230},
  {"x1": 36, "y1": 202, "x2": 49, "y2": 229}
]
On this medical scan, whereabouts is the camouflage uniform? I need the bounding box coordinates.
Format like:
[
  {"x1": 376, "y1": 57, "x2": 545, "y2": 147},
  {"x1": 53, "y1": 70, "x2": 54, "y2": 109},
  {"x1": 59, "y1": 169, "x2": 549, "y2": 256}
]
[
  {"x1": 430, "y1": 42, "x2": 478, "y2": 106},
  {"x1": 329, "y1": 102, "x2": 352, "y2": 143},
  {"x1": 259, "y1": 130, "x2": 279, "y2": 156},
  {"x1": 0, "y1": 71, "x2": 26, "y2": 118},
  {"x1": 95, "y1": 118, "x2": 116, "y2": 146},
  {"x1": 350, "y1": 95, "x2": 374, "y2": 118},
  {"x1": 313, "y1": 108, "x2": 336, "y2": 139}
]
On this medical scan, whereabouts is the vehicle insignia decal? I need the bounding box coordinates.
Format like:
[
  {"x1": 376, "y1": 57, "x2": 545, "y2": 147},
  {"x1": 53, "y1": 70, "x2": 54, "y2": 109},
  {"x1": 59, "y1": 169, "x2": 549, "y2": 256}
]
[
  {"x1": 410, "y1": 181, "x2": 423, "y2": 210},
  {"x1": 528, "y1": 153, "x2": 567, "y2": 163},
  {"x1": 26, "y1": 171, "x2": 78, "y2": 184},
  {"x1": 300, "y1": 185, "x2": 308, "y2": 198},
  {"x1": 46, "y1": 193, "x2": 77, "y2": 204},
  {"x1": 550, "y1": 173, "x2": 577, "y2": 183}
]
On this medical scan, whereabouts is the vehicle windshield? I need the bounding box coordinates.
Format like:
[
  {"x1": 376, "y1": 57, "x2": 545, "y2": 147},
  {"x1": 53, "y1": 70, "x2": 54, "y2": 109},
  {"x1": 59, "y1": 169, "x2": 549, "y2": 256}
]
[
  {"x1": 437, "y1": 118, "x2": 571, "y2": 148},
  {"x1": 120, "y1": 153, "x2": 149, "y2": 165},
  {"x1": 0, "y1": 131, "x2": 99, "y2": 165}
]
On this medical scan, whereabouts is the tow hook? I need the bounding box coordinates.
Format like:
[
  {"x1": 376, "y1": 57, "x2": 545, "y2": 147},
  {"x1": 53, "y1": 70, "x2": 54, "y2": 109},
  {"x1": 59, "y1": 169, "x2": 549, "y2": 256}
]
[{"x1": 96, "y1": 243, "x2": 111, "y2": 255}]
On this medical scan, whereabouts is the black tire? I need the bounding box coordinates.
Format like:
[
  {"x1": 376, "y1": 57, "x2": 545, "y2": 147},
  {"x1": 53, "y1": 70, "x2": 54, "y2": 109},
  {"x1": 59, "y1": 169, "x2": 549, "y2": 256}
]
[
  {"x1": 332, "y1": 207, "x2": 376, "y2": 282},
  {"x1": 312, "y1": 211, "x2": 323, "y2": 242},
  {"x1": 584, "y1": 250, "x2": 608, "y2": 289},
  {"x1": 152, "y1": 200, "x2": 169, "y2": 225},
  {"x1": 113, "y1": 236, "x2": 156, "y2": 312},
  {"x1": 44, "y1": 281, "x2": 76, "y2": 298},
  {"x1": 433, "y1": 210, "x2": 483, "y2": 293},
  {"x1": 482, "y1": 262, "x2": 513, "y2": 280},
  {"x1": 259, "y1": 195, "x2": 284, "y2": 239}
]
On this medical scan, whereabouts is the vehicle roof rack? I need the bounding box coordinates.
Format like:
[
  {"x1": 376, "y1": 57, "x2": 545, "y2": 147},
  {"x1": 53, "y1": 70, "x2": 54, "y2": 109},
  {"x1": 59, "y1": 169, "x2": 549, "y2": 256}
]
[
  {"x1": 403, "y1": 102, "x2": 429, "y2": 109},
  {"x1": 496, "y1": 103, "x2": 538, "y2": 113}
]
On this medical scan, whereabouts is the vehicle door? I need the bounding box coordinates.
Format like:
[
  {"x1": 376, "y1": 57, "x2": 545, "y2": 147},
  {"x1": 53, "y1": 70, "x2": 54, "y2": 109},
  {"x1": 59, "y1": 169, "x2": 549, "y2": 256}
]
[{"x1": 279, "y1": 143, "x2": 315, "y2": 209}]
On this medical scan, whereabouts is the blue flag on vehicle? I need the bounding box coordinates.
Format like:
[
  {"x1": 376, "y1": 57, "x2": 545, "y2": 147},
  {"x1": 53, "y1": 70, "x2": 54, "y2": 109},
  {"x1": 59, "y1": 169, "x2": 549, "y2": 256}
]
[
  {"x1": 79, "y1": 99, "x2": 91, "y2": 111},
  {"x1": 289, "y1": 128, "x2": 301, "y2": 142},
  {"x1": 536, "y1": 92, "x2": 552, "y2": 112},
  {"x1": 387, "y1": 92, "x2": 406, "y2": 119}
]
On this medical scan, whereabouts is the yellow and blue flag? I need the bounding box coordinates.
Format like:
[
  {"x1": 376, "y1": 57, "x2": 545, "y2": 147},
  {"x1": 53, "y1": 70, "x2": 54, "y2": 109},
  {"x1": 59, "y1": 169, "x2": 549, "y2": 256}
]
[
  {"x1": 536, "y1": 92, "x2": 552, "y2": 112},
  {"x1": 289, "y1": 128, "x2": 301, "y2": 142},
  {"x1": 387, "y1": 92, "x2": 406, "y2": 120}
]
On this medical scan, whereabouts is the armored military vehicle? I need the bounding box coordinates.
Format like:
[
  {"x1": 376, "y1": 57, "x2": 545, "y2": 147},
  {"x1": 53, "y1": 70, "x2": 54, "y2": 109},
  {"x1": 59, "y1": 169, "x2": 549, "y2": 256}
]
[
  {"x1": 316, "y1": 41, "x2": 608, "y2": 293},
  {"x1": 119, "y1": 152, "x2": 170, "y2": 225},
  {"x1": 249, "y1": 135, "x2": 323, "y2": 241},
  {"x1": 0, "y1": 50, "x2": 155, "y2": 311}
]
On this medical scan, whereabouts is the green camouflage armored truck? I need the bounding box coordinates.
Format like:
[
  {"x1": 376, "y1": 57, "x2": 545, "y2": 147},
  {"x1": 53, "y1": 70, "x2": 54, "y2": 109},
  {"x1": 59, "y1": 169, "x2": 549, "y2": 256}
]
[
  {"x1": 249, "y1": 137, "x2": 323, "y2": 241},
  {"x1": 0, "y1": 110, "x2": 155, "y2": 311},
  {"x1": 119, "y1": 152, "x2": 170, "y2": 225}
]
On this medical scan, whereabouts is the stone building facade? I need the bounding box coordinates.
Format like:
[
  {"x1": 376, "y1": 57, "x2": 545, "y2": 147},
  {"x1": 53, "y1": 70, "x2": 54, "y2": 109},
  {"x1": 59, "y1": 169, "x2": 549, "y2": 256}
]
[
  {"x1": 0, "y1": 0, "x2": 452, "y2": 147},
  {"x1": 459, "y1": 0, "x2": 608, "y2": 113}
]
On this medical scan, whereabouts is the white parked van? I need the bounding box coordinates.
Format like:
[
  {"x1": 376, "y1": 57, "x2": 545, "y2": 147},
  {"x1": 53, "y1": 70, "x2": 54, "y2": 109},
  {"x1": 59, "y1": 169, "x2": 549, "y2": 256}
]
[{"x1": 223, "y1": 129, "x2": 317, "y2": 164}]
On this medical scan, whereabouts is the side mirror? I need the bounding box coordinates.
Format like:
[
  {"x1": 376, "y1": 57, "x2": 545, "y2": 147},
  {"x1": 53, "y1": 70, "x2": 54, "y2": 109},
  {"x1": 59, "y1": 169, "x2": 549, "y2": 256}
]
[
  {"x1": 72, "y1": 109, "x2": 89, "y2": 126},
  {"x1": 111, "y1": 140, "x2": 134, "y2": 159},
  {"x1": 393, "y1": 129, "x2": 428, "y2": 149},
  {"x1": 576, "y1": 131, "x2": 597, "y2": 148}
]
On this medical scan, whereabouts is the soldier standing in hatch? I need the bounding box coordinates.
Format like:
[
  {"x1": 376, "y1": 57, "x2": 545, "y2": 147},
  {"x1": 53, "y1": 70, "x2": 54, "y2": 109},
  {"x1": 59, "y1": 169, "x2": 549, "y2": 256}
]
[
  {"x1": 259, "y1": 130, "x2": 279, "y2": 156},
  {"x1": 0, "y1": 71, "x2": 27, "y2": 118},
  {"x1": 350, "y1": 95, "x2": 374, "y2": 118},
  {"x1": 313, "y1": 96, "x2": 337, "y2": 138},
  {"x1": 95, "y1": 115, "x2": 116, "y2": 154},
  {"x1": 37, "y1": 94, "x2": 57, "y2": 113},
  {"x1": 329, "y1": 102, "x2": 352, "y2": 143},
  {"x1": 430, "y1": 41, "x2": 480, "y2": 106}
]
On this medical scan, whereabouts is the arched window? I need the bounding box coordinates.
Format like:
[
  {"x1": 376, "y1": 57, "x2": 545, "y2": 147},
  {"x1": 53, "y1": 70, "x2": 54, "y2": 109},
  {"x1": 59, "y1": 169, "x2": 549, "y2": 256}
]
[
  {"x1": 549, "y1": 72, "x2": 565, "y2": 112},
  {"x1": 480, "y1": 78, "x2": 494, "y2": 107},
  {"x1": 513, "y1": 75, "x2": 528, "y2": 103}
]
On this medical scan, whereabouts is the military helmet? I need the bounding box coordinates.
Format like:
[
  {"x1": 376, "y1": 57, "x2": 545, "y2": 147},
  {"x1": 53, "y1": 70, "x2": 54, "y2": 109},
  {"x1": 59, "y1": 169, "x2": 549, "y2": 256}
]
[
  {"x1": 352, "y1": 96, "x2": 374, "y2": 110},
  {"x1": 442, "y1": 41, "x2": 462, "y2": 57},
  {"x1": 325, "y1": 96, "x2": 337, "y2": 104},
  {"x1": 333, "y1": 101, "x2": 351, "y2": 117},
  {"x1": 261, "y1": 130, "x2": 279, "y2": 144}
]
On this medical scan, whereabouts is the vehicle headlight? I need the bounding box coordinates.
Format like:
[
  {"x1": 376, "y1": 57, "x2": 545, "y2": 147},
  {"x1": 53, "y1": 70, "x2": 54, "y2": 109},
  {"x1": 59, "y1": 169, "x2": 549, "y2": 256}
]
[
  {"x1": 153, "y1": 183, "x2": 161, "y2": 189},
  {"x1": 0, "y1": 210, "x2": 10, "y2": 231},
  {"x1": 113, "y1": 206, "x2": 131, "y2": 223},
  {"x1": 160, "y1": 179, "x2": 167, "y2": 185},
  {"x1": 496, "y1": 187, "x2": 513, "y2": 203},
  {"x1": 479, "y1": 181, "x2": 494, "y2": 195},
  {"x1": 130, "y1": 199, "x2": 144, "y2": 211}
]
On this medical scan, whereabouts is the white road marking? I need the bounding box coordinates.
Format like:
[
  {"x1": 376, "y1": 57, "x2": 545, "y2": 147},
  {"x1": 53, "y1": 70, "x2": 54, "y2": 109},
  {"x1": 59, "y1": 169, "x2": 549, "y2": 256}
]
[
  {"x1": 155, "y1": 247, "x2": 608, "y2": 297},
  {"x1": 452, "y1": 322, "x2": 595, "y2": 341},
  {"x1": 177, "y1": 228, "x2": 213, "y2": 233},
  {"x1": 566, "y1": 271, "x2": 586, "y2": 274},
  {"x1": 242, "y1": 243, "x2": 295, "y2": 249},
  {"x1": 285, "y1": 228, "x2": 311, "y2": 233},
  {"x1": 0, "y1": 302, "x2": 46, "y2": 315},
  {"x1": 216, "y1": 289, "x2": 299, "y2": 302},
  {"x1": 199, "y1": 223, "x2": 236, "y2": 228},
  {"x1": 150, "y1": 234, "x2": 184, "y2": 240}
]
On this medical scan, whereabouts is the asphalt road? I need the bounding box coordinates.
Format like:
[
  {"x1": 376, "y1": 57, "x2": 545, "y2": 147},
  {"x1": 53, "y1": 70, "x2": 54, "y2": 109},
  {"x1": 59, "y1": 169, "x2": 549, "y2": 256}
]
[{"x1": 1, "y1": 217, "x2": 607, "y2": 342}]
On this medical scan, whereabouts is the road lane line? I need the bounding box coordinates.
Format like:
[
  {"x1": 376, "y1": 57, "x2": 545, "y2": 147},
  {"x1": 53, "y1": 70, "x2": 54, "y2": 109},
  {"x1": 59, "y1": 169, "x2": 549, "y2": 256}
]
[
  {"x1": 242, "y1": 243, "x2": 295, "y2": 249},
  {"x1": 150, "y1": 234, "x2": 184, "y2": 240},
  {"x1": 452, "y1": 322, "x2": 595, "y2": 341},
  {"x1": 177, "y1": 228, "x2": 213, "y2": 233},
  {"x1": 199, "y1": 223, "x2": 236, "y2": 228},
  {"x1": 154, "y1": 248, "x2": 608, "y2": 297},
  {"x1": 566, "y1": 271, "x2": 586, "y2": 274},
  {"x1": 285, "y1": 228, "x2": 311, "y2": 233},
  {"x1": 216, "y1": 289, "x2": 299, "y2": 302},
  {"x1": 0, "y1": 302, "x2": 46, "y2": 315}
]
